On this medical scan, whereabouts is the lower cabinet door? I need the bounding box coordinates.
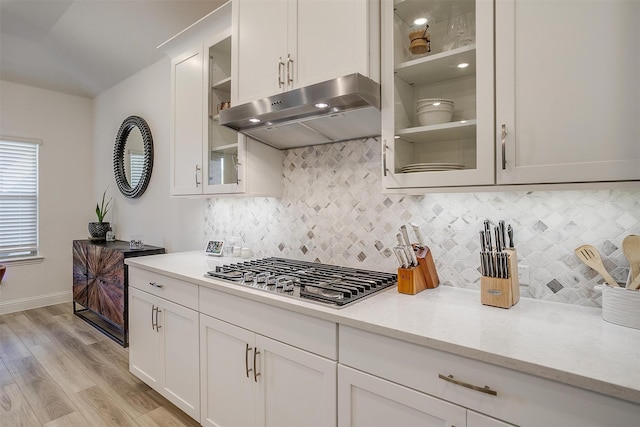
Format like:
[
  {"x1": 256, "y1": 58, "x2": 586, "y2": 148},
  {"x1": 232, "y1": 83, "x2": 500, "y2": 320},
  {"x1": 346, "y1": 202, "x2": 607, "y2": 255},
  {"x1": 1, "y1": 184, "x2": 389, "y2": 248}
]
[
  {"x1": 129, "y1": 287, "x2": 200, "y2": 422},
  {"x1": 256, "y1": 335, "x2": 337, "y2": 427},
  {"x1": 200, "y1": 314, "x2": 256, "y2": 427},
  {"x1": 338, "y1": 365, "x2": 467, "y2": 427},
  {"x1": 160, "y1": 298, "x2": 200, "y2": 421},
  {"x1": 129, "y1": 287, "x2": 162, "y2": 388}
]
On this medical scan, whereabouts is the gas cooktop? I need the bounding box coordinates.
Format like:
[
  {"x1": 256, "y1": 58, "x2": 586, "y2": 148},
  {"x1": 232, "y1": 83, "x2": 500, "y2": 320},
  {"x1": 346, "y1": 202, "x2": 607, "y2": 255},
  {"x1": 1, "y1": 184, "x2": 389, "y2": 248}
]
[{"x1": 205, "y1": 257, "x2": 397, "y2": 307}]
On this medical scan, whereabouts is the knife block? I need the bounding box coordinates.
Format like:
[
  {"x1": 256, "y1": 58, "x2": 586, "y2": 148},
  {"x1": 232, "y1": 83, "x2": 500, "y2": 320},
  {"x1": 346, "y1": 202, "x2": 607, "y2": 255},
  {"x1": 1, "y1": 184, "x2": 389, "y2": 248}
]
[
  {"x1": 397, "y1": 246, "x2": 440, "y2": 295},
  {"x1": 480, "y1": 249, "x2": 520, "y2": 308}
]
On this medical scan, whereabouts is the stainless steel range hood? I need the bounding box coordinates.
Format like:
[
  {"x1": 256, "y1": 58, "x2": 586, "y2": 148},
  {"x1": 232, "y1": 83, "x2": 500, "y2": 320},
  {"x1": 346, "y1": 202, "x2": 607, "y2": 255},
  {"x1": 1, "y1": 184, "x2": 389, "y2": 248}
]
[{"x1": 219, "y1": 73, "x2": 380, "y2": 150}]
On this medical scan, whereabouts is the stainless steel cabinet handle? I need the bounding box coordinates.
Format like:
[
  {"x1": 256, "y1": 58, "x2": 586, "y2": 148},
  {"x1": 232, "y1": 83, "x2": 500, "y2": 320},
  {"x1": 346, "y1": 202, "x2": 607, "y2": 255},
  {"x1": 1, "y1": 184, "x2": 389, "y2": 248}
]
[
  {"x1": 151, "y1": 305, "x2": 156, "y2": 330},
  {"x1": 245, "y1": 343, "x2": 253, "y2": 378},
  {"x1": 253, "y1": 348, "x2": 260, "y2": 382},
  {"x1": 195, "y1": 165, "x2": 201, "y2": 187},
  {"x1": 149, "y1": 282, "x2": 163, "y2": 288},
  {"x1": 155, "y1": 308, "x2": 162, "y2": 332},
  {"x1": 382, "y1": 140, "x2": 388, "y2": 177},
  {"x1": 501, "y1": 124, "x2": 507, "y2": 170},
  {"x1": 278, "y1": 57, "x2": 285, "y2": 88},
  {"x1": 286, "y1": 54, "x2": 294, "y2": 86},
  {"x1": 438, "y1": 373, "x2": 497, "y2": 396}
]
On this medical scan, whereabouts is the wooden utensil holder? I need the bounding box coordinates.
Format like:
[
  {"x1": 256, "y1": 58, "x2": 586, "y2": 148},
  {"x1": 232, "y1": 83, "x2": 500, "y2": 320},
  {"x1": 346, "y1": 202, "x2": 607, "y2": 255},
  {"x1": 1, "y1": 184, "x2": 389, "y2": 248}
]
[
  {"x1": 480, "y1": 249, "x2": 520, "y2": 308},
  {"x1": 398, "y1": 246, "x2": 440, "y2": 295}
]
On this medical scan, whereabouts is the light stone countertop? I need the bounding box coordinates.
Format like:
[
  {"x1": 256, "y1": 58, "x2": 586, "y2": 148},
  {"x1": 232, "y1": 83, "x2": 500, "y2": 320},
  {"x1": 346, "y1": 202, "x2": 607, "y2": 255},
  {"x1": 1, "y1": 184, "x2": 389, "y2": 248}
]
[{"x1": 125, "y1": 251, "x2": 640, "y2": 404}]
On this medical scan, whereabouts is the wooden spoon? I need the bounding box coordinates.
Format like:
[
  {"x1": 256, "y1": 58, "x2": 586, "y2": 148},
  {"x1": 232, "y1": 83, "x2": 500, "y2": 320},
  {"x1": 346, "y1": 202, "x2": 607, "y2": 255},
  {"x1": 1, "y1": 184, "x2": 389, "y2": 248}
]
[
  {"x1": 627, "y1": 272, "x2": 640, "y2": 291},
  {"x1": 622, "y1": 235, "x2": 640, "y2": 285},
  {"x1": 574, "y1": 244, "x2": 620, "y2": 287}
]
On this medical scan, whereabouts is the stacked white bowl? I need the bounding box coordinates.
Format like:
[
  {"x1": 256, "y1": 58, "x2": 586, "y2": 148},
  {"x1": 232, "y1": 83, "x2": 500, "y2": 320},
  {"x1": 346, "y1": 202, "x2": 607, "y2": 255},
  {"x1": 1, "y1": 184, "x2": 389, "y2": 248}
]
[{"x1": 416, "y1": 98, "x2": 454, "y2": 126}]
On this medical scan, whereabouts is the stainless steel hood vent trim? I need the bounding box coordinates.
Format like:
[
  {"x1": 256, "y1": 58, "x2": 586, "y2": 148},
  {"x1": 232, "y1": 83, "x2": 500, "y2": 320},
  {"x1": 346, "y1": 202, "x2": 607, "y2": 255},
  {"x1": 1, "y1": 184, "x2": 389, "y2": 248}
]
[{"x1": 219, "y1": 73, "x2": 381, "y2": 150}]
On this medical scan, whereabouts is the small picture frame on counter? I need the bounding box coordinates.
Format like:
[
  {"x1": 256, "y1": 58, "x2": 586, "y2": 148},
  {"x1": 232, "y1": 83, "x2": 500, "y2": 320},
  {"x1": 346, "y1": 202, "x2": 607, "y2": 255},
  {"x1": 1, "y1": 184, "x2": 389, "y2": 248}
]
[{"x1": 205, "y1": 240, "x2": 224, "y2": 256}]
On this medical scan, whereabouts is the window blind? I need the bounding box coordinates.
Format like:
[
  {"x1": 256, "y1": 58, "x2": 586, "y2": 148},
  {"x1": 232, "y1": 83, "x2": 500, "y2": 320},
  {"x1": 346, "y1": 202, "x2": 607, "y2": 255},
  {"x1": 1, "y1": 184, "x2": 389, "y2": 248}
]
[
  {"x1": 129, "y1": 151, "x2": 144, "y2": 187},
  {"x1": 0, "y1": 138, "x2": 39, "y2": 259}
]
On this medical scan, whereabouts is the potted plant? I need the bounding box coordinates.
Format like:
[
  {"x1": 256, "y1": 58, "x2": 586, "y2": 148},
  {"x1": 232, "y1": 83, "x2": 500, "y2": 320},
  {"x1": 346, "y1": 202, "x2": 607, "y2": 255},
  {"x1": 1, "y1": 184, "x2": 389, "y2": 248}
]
[{"x1": 88, "y1": 190, "x2": 112, "y2": 241}]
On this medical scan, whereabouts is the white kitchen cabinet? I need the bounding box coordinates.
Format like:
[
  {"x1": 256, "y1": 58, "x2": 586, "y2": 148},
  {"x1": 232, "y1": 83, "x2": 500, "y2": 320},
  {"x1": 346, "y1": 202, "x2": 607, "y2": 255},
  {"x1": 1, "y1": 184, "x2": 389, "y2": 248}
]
[
  {"x1": 129, "y1": 286, "x2": 200, "y2": 421},
  {"x1": 495, "y1": 0, "x2": 640, "y2": 185},
  {"x1": 200, "y1": 313, "x2": 337, "y2": 427},
  {"x1": 163, "y1": 2, "x2": 283, "y2": 197},
  {"x1": 381, "y1": 0, "x2": 495, "y2": 189},
  {"x1": 338, "y1": 365, "x2": 467, "y2": 427},
  {"x1": 339, "y1": 325, "x2": 640, "y2": 427},
  {"x1": 232, "y1": 0, "x2": 380, "y2": 105}
]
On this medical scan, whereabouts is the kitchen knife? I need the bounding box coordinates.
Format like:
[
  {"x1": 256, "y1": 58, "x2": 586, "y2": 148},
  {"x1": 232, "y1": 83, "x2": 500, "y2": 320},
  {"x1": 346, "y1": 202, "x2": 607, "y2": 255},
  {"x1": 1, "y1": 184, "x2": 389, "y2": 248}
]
[
  {"x1": 507, "y1": 224, "x2": 514, "y2": 248},
  {"x1": 396, "y1": 233, "x2": 404, "y2": 247},
  {"x1": 400, "y1": 226, "x2": 418, "y2": 266},
  {"x1": 395, "y1": 246, "x2": 409, "y2": 268},
  {"x1": 499, "y1": 220, "x2": 506, "y2": 250},
  {"x1": 400, "y1": 225, "x2": 411, "y2": 247},
  {"x1": 411, "y1": 223, "x2": 426, "y2": 248},
  {"x1": 393, "y1": 247, "x2": 405, "y2": 268},
  {"x1": 479, "y1": 231, "x2": 488, "y2": 277},
  {"x1": 494, "y1": 226, "x2": 502, "y2": 278},
  {"x1": 484, "y1": 220, "x2": 493, "y2": 252}
]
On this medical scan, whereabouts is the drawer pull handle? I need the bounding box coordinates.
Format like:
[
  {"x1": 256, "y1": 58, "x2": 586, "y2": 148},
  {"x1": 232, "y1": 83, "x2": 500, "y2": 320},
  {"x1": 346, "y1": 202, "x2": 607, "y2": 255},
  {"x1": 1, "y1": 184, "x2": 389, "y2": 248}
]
[
  {"x1": 438, "y1": 374, "x2": 497, "y2": 396},
  {"x1": 149, "y1": 282, "x2": 163, "y2": 288}
]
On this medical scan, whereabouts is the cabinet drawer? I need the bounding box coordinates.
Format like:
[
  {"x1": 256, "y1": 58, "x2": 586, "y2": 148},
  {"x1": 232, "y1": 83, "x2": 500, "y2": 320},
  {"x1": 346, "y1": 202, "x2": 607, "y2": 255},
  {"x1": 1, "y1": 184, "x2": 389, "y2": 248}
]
[
  {"x1": 200, "y1": 286, "x2": 337, "y2": 360},
  {"x1": 129, "y1": 267, "x2": 198, "y2": 310},
  {"x1": 339, "y1": 325, "x2": 639, "y2": 427}
]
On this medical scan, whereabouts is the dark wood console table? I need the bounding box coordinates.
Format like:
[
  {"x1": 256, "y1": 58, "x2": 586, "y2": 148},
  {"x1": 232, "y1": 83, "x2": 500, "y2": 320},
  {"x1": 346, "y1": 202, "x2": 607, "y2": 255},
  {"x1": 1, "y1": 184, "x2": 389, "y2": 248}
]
[{"x1": 72, "y1": 239, "x2": 165, "y2": 346}]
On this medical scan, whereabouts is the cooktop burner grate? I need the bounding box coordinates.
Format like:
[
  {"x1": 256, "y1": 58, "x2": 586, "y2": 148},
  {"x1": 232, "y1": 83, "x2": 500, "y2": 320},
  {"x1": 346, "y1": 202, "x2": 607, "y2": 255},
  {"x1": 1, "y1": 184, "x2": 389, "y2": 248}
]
[{"x1": 206, "y1": 257, "x2": 397, "y2": 307}]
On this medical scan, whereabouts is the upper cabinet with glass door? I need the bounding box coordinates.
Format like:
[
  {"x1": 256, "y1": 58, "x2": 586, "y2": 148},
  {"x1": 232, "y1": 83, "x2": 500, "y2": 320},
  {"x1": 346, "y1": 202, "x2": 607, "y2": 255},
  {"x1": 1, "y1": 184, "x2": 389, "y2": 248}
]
[
  {"x1": 161, "y1": 1, "x2": 282, "y2": 197},
  {"x1": 382, "y1": 0, "x2": 494, "y2": 190}
]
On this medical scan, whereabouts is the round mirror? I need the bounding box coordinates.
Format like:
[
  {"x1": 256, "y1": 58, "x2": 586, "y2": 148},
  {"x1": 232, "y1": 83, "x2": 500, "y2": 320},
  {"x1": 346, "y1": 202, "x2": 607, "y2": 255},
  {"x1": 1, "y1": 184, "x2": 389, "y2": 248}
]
[{"x1": 113, "y1": 116, "x2": 153, "y2": 198}]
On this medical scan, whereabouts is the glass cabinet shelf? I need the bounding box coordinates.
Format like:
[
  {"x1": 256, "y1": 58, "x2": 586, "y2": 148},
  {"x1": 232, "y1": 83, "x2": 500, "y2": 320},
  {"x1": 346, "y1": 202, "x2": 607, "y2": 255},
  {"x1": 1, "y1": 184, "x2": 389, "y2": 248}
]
[
  {"x1": 211, "y1": 76, "x2": 231, "y2": 92},
  {"x1": 395, "y1": 45, "x2": 476, "y2": 86},
  {"x1": 211, "y1": 142, "x2": 238, "y2": 154},
  {"x1": 396, "y1": 119, "x2": 476, "y2": 144}
]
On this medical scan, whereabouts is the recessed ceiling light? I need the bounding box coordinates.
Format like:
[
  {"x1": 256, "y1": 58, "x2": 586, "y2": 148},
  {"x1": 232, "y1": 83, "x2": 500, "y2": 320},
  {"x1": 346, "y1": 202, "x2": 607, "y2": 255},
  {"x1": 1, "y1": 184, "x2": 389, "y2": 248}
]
[
  {"x1": 414, "y1": 17, "x2": 427, "y2": 25},
  {"x1": 394, "y1": 135, "x2": 400, "y2": 139},
  {"x1": 460, "y1": 120, "x2": 467, "y2": 124},
  {"x1": 314, "y1": 103, "x2": 329, "y2": 108},
  {"x1": 249, "y1": 118, "x2": 260, "y2": 123},
  {"x1": 433, "y1": 102, "x2": 441, "y2": 106},
  {"x1": 457, "y1": 62, "x2": 469, "y2": 69}
]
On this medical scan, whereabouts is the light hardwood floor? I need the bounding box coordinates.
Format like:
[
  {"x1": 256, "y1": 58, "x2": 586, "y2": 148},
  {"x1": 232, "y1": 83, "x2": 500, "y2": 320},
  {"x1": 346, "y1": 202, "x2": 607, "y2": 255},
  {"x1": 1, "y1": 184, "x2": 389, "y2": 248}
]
[{"x1": 0, "y1": 302, "x2": 200, "y2": 426}]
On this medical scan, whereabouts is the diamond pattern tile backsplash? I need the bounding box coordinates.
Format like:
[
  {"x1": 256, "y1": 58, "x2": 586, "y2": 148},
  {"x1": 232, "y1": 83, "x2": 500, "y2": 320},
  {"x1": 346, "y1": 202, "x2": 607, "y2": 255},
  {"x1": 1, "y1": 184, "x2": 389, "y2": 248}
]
[{"x1": 204, "y1": 138, "x2": 640, "y2": 307}]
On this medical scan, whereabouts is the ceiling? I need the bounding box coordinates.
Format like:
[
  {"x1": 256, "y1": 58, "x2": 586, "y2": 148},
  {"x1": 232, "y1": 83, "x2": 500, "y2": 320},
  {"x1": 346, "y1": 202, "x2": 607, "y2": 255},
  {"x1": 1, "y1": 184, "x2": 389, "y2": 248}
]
[{"x1": 0, "y1": 0, "x2": 226, "y2": 98}]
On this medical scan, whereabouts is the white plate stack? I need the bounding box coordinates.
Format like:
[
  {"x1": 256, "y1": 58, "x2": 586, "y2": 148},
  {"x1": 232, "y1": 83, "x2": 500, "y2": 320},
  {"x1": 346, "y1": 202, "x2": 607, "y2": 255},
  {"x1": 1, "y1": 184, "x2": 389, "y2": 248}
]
[
  {"x1": 401, "y1": 162, "x2": 464, "y2": 173},
  {"x1": 416, "y1": 98, "x2": 454, "y2": 126}
]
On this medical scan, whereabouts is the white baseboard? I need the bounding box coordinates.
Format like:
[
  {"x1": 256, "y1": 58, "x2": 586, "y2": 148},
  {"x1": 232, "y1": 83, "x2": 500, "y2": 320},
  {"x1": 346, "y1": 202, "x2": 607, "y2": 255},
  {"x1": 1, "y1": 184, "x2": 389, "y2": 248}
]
[{"x1": 0, "y1": 291, "x2": 72, "y2": 315}]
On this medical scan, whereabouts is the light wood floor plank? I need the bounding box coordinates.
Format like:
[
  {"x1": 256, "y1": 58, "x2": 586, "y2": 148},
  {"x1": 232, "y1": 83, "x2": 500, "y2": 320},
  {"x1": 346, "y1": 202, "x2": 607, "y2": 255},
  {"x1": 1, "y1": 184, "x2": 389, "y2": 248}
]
[
  {"x1": 71, "y1": 385, "x2": 139, "y2": 427},
  {"x1": 42, "y1": 411, "x2": 90, "y2": 427},
  {"x1": 0, "y1": 382, "x2": 42, "y2": 427},
  {"x1": 136, "y1": 405, "x2": 199, "y2": 427},
  {"x1": 29, "y1": 342, "x2": 96, "y2": 394},
  {"x1": 50, "y1": 312, "x2": 105, "y2": 346},
  {"x1": 3, "y1": 314, "x2": 51, "y2": 348},
  {"x1": 0, "y1": 323, "x2": 32, "y2": 362},
  {"x1": 5, "y1": 356, "x2": 77, "y2": 424},
  {"x1": 0, "y1": 357, "x2": 14, "y2": 387}
]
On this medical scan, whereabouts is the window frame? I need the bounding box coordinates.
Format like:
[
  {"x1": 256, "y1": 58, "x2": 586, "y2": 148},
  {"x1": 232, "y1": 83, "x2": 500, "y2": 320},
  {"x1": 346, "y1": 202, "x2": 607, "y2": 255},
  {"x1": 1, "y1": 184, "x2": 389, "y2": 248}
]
[{"x1": 0, "y1": 135, "x2": 41, "y2": 264}]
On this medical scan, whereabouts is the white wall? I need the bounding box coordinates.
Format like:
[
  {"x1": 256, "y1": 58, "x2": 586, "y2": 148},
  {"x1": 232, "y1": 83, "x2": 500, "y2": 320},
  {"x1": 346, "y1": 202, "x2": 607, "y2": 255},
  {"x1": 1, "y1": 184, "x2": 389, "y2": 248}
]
[
  {"x1": 93, "y1": 57, "x2": 204, "y2": 253},
  {"x1": 0, "y1": 80, "x2": 93, "y2": 313}
]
